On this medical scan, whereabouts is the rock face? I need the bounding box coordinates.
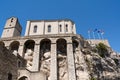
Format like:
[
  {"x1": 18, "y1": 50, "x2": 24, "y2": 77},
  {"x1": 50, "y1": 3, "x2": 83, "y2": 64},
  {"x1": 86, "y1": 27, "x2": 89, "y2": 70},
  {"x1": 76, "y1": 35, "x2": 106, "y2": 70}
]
[{"x1": 81, "y1": 42, "x2": 120, "y2": 80}]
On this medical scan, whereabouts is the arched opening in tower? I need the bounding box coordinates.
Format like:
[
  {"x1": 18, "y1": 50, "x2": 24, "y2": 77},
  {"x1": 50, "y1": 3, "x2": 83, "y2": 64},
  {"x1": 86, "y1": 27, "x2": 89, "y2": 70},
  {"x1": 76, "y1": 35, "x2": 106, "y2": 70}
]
[
  {"x1": 23, "y1": 40, "x2": 35, "y2": 70},
  {"x1": 9, "y1": 41, "x2": 20, "y2": 56},
  {"x1": 57, "y1": 38, "x2": 68, "y2": 80},
  {"x1": 40, "y1": 39, "x2": 51, "y2": 80}
]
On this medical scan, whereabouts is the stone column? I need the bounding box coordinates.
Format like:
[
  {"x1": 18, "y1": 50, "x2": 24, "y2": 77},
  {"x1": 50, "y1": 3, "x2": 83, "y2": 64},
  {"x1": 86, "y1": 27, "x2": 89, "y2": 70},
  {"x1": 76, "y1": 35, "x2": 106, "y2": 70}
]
[
  {"x1": 32, "y1": 42, "x2": 40, "y2": 71},
  {"x1": 18, "y1": 41, "x2": 24, "y2": 57},
  {"x1": 50, "y1": 40, "x2": 57, "y2": 80},
  {"x1": 18, "y1": 45, "x2": 24, "y2": 57},
  {"x1": 67, "y1": 39, "x2": 76, "y2": 80}
]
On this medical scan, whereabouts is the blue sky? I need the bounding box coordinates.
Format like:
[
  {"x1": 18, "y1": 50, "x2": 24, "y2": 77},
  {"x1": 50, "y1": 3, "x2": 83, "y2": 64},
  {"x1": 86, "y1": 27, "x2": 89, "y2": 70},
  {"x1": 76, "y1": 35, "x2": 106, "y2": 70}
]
[{"x1": 0, "y1": 0, "x2": 120, "y2": 52}]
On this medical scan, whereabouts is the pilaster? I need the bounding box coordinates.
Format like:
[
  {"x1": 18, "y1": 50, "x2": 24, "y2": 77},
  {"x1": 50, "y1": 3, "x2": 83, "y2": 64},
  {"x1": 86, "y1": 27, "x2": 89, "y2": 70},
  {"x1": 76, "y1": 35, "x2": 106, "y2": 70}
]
[
  {"x1": 18, "y1": 41, "x2": 24, "y2": 57},
  {"x1": 67, "y1": 39, "x2": 76, "y2": 80},
  {"x1": 18, "y1": 45, "x2": 24, "y2": 57},
  {"x1": 50, "y1": 39, "x2": 57, "y2": 80},
  {"x1": 32, "y1": 42, "x2": 40, "y2": 71}
]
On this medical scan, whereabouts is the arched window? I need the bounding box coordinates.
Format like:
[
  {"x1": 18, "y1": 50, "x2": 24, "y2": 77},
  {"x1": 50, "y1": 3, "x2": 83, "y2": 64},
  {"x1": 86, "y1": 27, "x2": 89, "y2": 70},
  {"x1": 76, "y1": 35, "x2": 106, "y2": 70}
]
[
  {"x1": 48, "y1": 25, "x2": 51, "y2": 32},
  {"x1": 8, "y1": 73, "x2": 12, "y2": 80},
  {"x1": 66, "y1": 24, "x2": 68, "y2": 32},
  {"x1": 59, "y1": 25, "x2": 62, "y2": 32},
  {"x1": 33, "y1": 25, "x2": 37, "y2": 33}
]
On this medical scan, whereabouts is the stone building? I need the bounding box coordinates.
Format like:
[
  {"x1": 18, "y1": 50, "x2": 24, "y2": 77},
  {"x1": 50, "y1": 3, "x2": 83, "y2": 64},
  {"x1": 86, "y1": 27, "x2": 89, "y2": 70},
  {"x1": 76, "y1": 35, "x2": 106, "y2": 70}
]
[{"x1": 0, "y1": 17, "x2": 118, "y2": 80}]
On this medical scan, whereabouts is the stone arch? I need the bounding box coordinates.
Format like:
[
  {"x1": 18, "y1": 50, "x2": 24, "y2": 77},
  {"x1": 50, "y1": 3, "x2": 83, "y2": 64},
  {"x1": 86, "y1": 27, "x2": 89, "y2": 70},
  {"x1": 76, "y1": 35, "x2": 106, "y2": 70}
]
[
  {"x1": 9, "y1": 41, "x2": 20, "y2": 55},
  {"x1": 56, "y1": 38, "x2": 67, "y2": 55},
  {"x1": 18, "y1": 76, "x2": 29, "y2": 80},
  {"x1": 56, "y1": 38, "x2": 68, "y2": 80},
  {"x1": 39, "y1": 38, "x2": 51, "y2": 79},
  {"x1": 40, "y1": 38, "x2": 51, "y2": 56},
  {"x1": 23, "y1": 40, "x2": 35, "y2": 70},
  {"x1": 23, "y1": 40, "x2": 35, "y2": 54}
]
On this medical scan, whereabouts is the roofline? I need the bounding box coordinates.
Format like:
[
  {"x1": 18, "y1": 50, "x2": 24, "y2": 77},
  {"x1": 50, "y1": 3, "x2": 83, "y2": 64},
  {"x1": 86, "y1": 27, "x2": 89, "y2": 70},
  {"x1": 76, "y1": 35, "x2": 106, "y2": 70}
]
[
  {"x1": 27, "y1": 19, "x2": 75, "y2": 24},
  {"x1": 7, "y1": 16, "x2": 18, "y2": 20}
]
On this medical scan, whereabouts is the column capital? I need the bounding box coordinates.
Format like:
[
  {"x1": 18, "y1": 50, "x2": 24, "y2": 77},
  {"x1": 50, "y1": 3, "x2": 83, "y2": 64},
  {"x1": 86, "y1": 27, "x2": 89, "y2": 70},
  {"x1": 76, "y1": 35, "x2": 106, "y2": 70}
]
[
  {"x1": 67, "y1": 42, "x2": 72, "y2": 44},
  {"x1": 35, "y1": 43, "x2": 39, "y2": 45},
  {"x1": 34, "y1": 39, "x2": 41, "y2": 44},
  {"x1": 67, "y1": 40, "x2": 73, "y2": 44},
  {"x1": 19, "y1": 44, "x2": 24, "y2": 46},
  {"x1": 64, "y1": 37, "x2": 73, "y2": 44},
  {"x1": 50, "y1": 38, "x2": 57, "y2": 44},
  {"x1": 51, "y1": 42, "x2": 56, "y2": 44}
]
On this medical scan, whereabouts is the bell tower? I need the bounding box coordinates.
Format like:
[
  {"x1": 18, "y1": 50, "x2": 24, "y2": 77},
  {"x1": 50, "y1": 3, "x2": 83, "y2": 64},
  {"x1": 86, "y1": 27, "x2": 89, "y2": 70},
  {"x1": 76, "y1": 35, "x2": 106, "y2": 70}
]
[{"x1": 1, "y1": 17, "x2": 22, "y2": 38}]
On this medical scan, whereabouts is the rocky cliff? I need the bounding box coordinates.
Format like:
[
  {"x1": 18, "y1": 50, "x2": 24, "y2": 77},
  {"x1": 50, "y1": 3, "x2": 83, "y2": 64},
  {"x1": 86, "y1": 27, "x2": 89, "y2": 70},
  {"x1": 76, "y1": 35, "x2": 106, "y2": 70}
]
[{"x1": 81, "y1": 41, "x2": 120, "y2": 80}]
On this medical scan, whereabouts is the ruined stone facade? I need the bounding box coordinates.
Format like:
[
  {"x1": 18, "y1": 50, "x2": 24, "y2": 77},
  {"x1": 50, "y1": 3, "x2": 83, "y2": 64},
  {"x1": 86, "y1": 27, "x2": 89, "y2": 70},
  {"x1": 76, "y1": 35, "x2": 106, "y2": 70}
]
[
  {"x1": 0, "y1": 41, "x2": 26, "y2": 80},
  {"x1": 0, "y1": 17, "x2": 119, "y2": 80}
]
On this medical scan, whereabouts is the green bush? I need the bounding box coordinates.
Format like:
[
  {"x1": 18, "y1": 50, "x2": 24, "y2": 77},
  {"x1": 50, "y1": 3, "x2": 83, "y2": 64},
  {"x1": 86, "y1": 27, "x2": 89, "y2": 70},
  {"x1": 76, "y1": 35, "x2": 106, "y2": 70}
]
[
  {"x1": 96, "y1": 43, "x2": 108, "y2": 57},
  {"x1": 90, "y1": 77, "x2": 97, "y2": 80},
  {"x1": 92, "y1": 48, "x2": 97, "y2": 53}
]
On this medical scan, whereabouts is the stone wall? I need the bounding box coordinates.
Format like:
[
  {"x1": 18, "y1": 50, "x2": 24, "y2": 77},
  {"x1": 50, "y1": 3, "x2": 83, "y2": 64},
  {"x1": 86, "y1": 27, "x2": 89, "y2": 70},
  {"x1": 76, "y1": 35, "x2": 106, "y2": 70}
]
[
  {"x1": 87, "y1": 39, "x2": 110, "y2": 47},
  {"x1": 0, "y1": 45, "x2": 25, "y2": 80},
  {"x1": 25, "y1": 20, "x2": 76, "y2": 36}
]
